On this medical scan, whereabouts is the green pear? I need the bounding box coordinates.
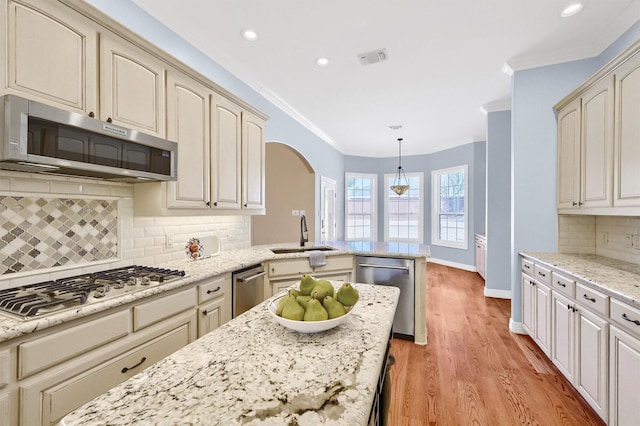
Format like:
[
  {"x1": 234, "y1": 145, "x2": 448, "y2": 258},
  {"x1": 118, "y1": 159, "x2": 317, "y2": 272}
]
[
  {"x1": 312, "y1": 279, "x2": 334, "y2": 301},
  {"x1": 276, "y1": 291, "x2": 296, "y2": 316},
  {"x1": 281, "y1": 295, "x2": 305, "y2": 321},
  {"x1": 300, "y1": 274, "x2": 316, "y2": 296},
  {"x1": 288, "y1": 288, "x2": 301, "y2": 297},
  {"x1": 336, "y1": 282, "x2": 359, "y2": 307},
  {"x1": 296, "y1": 295, "x2": 312, "y2": 311},
  {"x1": 304, "y1": 297, "x2": 329, "y2": 321},
  {"x1": 322, "y1": 296, "x2": 346, "y2": 319}
]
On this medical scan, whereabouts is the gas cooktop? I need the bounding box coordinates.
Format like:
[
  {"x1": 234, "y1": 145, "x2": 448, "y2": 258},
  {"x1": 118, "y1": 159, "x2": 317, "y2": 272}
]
[{"x1": 0, "y1": 265, "x2": 186, "y2": 320}]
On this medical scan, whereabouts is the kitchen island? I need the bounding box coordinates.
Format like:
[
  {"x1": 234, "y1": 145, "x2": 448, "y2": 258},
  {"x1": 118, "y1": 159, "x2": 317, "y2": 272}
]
[{"x1": 63, "y1": 283, "x2": 400, "y2": 425}]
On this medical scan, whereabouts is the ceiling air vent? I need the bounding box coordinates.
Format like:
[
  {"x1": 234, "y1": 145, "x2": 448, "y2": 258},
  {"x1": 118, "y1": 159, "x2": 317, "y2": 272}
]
[{"x1": 358, "y1": 48, "x2": 388, "y2": 66}]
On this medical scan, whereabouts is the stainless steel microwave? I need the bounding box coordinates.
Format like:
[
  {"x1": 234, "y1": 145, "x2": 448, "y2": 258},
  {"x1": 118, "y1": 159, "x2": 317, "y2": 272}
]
[{"x1": 0, "y1": 95, "x2": 178, "y2": 182}]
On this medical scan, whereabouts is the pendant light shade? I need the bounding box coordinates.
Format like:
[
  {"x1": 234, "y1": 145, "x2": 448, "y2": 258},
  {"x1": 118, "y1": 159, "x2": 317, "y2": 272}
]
[{"x1": 390, "y1": 138, "x2": 410, "y2": 195}]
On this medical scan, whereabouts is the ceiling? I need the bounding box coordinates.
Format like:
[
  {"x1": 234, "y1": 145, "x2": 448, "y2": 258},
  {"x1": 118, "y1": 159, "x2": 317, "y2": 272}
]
[{"x1": 132, "y1": 0, "x2": 640, "y2": 157}]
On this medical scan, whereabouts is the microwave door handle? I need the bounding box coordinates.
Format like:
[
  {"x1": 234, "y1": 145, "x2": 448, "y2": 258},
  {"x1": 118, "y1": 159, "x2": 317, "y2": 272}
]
[{"x1": 236, "y1": 271, "x2": 266, "y2": 283}]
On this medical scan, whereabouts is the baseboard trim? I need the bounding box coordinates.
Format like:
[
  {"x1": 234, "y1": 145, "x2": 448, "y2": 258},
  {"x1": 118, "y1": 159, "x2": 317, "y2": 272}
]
[
  {"x1": 427, "y1": 258, "x2": 476, "y2": 272},
  {"x1": 509, "y1": 318, "x2": 526, "y2": 334},
  {"x1": 484, "y1": 287, "x2": 512, "y2": 299}
]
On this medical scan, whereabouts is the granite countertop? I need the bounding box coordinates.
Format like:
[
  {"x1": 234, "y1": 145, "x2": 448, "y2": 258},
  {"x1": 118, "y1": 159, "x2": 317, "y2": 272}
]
[
  {"x1": 63, "y1": 283, "x2": 400, "y2": 426},
  {"x1": 520, "y1": 252, "x2": 640, "y2": 306},
  {"x1": 0, "y1": 241, "x2": 429, "y2": 343}
]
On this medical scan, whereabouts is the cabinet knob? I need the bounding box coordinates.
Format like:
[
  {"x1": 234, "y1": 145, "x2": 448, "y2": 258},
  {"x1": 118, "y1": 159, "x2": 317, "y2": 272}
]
[
  {"x1": 206, "y1": 201, "x2": 210, "y2": 206},
  {"x1": 202, "y1": 310, "x2": 208, "y2": 316},
  {"x1": 213, "y1": 202, "x2": 218, "y2": 207},
  {"x1": 244, "y1": 203, "x2": 248, "y2": 207},
  {"x1": 88, "y1": 111, "x2": 95, "y2": 118},
  {"x1": 578, "y1": 202, "x2": 583, "y2": 206},
  {"x1": 572, "y1": 202, "x2": 578, "y2": 206},
  {"x1": 107, "y1": 117, "x2": 113, "y2": 123}
]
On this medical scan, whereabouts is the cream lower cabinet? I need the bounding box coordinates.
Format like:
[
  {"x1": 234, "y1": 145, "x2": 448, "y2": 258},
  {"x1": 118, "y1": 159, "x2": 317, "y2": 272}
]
[
  {"x1": 0, "y1": 276, "x2": 233, "y2": 426},
  {"x1": 474, "y1": 234, "x2": 486, "y2": 280},
  {"x1": 196, "y1": 273, "x2": 232, "y2": 337},
  {"x1": 521, "y1": 272, "x2": 551, "y2": 356},
  {"x1": 551, "y1": 291, "x2": 609, "y2": 422},
  {"x1": 1, "y1": 0, "x2": 98, "y2": 114},
  {"x1": 266, "y1": 255, "x2": 354, "y2": 298}
]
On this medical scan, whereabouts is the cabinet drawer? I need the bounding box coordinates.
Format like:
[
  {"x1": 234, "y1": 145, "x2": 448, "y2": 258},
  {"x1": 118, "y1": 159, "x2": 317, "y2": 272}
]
[
  {"x1": 42, "y1": 322, "x2": 190, "y2": 424},
  {"x1": 521, "y1": 259, "x2": 534, "y2": 275},
  {"x1": 551, "y1": 272, "x2": 575, "y2": 297},
  {"x1": 268, "y1": 255, "x2": 353, "y2": 277},
  {"x1": 610, "y1": 298, "x2": 640, "y2": 337},
  {"x1": 18, "y1": 310, "x2": 130, "y2": 379},
  {"x1": 198, "y1": 275, "x2": 227, "y2": 303},
  {"x1": 133, "y1": 288, "x2": 196, "y2": 331},
  {"x1": 533, "y1": 264, "x2": 551, "y2": 285},
  {"x1": 576, "y1": 283, "x2": 609, "y2": 316}
]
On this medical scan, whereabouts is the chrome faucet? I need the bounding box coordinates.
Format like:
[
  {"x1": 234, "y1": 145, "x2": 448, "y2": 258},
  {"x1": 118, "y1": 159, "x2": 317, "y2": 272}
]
[{"x1": 300, "y1": 214, "x2": 308, "y2": 246}]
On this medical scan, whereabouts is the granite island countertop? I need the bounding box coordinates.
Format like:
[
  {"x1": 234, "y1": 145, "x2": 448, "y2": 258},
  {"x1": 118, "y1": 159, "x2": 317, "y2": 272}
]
[
  {"x1": 63, "y1": 283, "x2": 400, "y2": 426},
  {"x1": 520, "y1": 252, "x2": 640, "y2": 307},
  {"x1": 0, "y1": 241, "x2": 429, "y2": 343}
]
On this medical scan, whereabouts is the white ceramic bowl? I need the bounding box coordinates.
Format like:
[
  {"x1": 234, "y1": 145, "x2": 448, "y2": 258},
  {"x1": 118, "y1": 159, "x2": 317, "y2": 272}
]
[{"x1": 268, "y1": 294, "x2": 353, "y2": 333}]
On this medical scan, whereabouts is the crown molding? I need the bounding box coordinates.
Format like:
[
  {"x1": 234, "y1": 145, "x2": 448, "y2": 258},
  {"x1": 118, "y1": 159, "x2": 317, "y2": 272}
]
[{"x1": 481, "y1": 98, "x2": 512, "y2": 114}]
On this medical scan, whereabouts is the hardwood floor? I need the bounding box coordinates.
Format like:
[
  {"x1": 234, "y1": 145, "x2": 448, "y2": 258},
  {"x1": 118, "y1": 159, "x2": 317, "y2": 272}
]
[{"x1": 387, "y1": 263, "x2": 605, "y2": 426}]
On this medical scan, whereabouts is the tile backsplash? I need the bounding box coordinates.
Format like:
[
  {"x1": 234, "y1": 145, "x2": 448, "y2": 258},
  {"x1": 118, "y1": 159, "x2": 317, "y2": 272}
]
[
  {"x1": 0, "y1": 196, "x2": 118, "y2": 274},
  {"x1": 559, "y1": 214, "x2": 640, "y2": 264},
  {"x1": 0, "y1": 171, "x2": 251, "y2": 288}
]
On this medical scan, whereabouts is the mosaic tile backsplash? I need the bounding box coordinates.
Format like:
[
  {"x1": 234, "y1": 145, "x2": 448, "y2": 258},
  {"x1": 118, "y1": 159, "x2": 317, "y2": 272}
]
[{"x1": 0, "y1": 196, "x2": 118, "y2": 275}]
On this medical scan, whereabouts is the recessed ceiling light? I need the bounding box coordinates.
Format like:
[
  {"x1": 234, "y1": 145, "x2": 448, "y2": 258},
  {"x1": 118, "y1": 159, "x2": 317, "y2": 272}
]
[
  {"x1": 388, "y1": 125, "x2": 403, "y2": 131},
  {"x1": 242, "y1": 29, "x2": 258, "y2": 41},
  {"x1": 316, "y1": 57, "x2": 329, "y2": 66},
  {"x1": 561, "y1": 3, "x2": 583, "y2": 17}
]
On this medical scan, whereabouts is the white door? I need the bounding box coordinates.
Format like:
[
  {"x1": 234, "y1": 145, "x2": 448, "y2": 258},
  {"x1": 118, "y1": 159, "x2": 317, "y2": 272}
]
[{"x1": 320, "y1": 177, "x2": 337, "y2": 242}]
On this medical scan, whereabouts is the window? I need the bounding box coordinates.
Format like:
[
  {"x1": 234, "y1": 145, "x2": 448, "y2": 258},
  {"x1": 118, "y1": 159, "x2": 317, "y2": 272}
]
[
  {"x1": 431, "y1": 165, "x2": 468, "y2": 249},
  {"x1": 345, "y1": 173, "x2": 377, "y2": 241},
  {"x1": 384, "y1": 172, "x2": 423, "y2": 243}
]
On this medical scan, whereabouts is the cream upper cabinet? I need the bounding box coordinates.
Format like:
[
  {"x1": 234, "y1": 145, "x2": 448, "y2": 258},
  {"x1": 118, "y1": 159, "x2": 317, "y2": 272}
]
[
  {"x1": 211, "y1": 93, "x2": 242, "y2": 209},
  {"x1": 2, "y1": 0, "x2": 97, "y2": 113},
  {"x1": 581, "y1": 77, "x2": 614, "y2": 208},
  {"x1": 613, "y1": 52, "x2": 640, "y2": 207},
  {"x1": 99, "y1": 32, "x2": 166, "y2": 137},
  {"x1": 557, "y1": 98, "x2": 581, "y2": 209},
  {"x1": 210, "y1": 93, "x2": 266, "y2": 212},
  {"x1": 557, "y1": 77, "x2": 614, "y2": 210},
  {"x1": 242, "y1": 110, "x2": 266, "y2": 211},
  {"x1": 166, "y1": 70, "x2": 211, "y2": 209}
]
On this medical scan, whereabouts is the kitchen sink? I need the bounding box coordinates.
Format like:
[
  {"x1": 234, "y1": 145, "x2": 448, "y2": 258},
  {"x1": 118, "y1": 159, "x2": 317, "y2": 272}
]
[{"x1": 270, "y1": 246, "x2": 337, "y2": 254}]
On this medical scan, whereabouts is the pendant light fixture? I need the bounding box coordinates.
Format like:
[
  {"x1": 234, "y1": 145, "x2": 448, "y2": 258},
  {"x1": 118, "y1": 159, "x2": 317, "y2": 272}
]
[{"x1": 390, "y1": 137, "x2": 410, "y2": 195}]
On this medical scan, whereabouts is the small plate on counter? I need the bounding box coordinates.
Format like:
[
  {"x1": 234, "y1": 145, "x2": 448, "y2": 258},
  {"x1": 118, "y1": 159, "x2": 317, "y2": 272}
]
[{"x1": 185, "y1": 236, "x2": 221, "y2": 260}]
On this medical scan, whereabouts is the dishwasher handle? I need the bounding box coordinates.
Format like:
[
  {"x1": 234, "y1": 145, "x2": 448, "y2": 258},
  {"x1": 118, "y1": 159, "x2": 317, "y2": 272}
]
[
  {"x1": 358, "y1": 263, "x2": 410, "y2": 271},
  {"x1": 235, "y1": 271, "x2": 266, "y2": 283}
]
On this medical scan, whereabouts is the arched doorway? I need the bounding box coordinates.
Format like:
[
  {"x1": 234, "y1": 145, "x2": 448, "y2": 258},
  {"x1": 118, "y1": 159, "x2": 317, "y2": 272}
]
[{"x1": 252, "y1": 142, "x2": 315, "y2": 245}]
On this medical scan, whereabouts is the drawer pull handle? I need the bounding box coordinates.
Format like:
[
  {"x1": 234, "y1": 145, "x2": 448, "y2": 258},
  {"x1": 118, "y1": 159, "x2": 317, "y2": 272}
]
[
  {"x1": 524, "y1": 264, "x2": 530, "y2": 269},
  {"x1": 206, "y1": 286, "x2": 221, "y2": 294},
  {"x1": 582, "y1": 294, "x2": 596, "y2": 303},
  {"x1": 538, "y1": 271, "x2": 546, "y2": 277},
  {"x1": 556, "y1": 281, "x2": 566, "y2": 287},
  {"x1": 622, "y1": 313, "x2": 640, "y2": 326},
  {"x1": 121, "y1": 357, "x2": 147, "y2": 373}
]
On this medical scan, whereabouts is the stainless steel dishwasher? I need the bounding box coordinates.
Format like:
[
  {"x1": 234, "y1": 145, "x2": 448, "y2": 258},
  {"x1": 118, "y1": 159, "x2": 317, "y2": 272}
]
[
  {"x1": 355, "y1": 256, "x2": 414, "y2": 339},
  {"x1": 232, "y1": 264, "x2": 266, "y2": 318}
]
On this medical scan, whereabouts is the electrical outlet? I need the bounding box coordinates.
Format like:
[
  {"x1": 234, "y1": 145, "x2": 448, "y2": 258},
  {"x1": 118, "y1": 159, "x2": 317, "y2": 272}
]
[
  {"x1": 300, "y1": 210, "x2": 306, "y2": 216},
  {"x1": 165, "y1": 234, "x2": 173, "y2": 247},
  {"x1": 633, "y1": 235, "x2": 640, "y2": 250},
  {"x1": 292, "y1": 210, "x2": 299, "y2": 216}
]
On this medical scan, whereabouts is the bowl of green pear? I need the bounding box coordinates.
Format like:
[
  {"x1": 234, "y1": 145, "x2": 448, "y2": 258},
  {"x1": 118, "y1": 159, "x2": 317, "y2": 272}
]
[{"x1": 268, "y1": 274, "x2": 360, "y2": 333}]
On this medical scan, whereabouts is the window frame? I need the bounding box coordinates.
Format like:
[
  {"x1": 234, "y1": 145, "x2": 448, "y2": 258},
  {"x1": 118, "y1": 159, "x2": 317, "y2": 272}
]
[
  {"x1": 345, "y1": 172, "x2": 377, "y2": 242},
  {"x1": 431, "y1": 164, "x2": 468, "y2": 250},
  {"x1": 383, "y1": 172, "x2": 424, "y2": 244}
]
